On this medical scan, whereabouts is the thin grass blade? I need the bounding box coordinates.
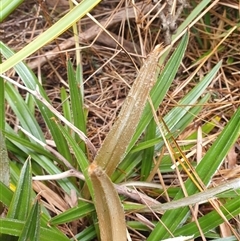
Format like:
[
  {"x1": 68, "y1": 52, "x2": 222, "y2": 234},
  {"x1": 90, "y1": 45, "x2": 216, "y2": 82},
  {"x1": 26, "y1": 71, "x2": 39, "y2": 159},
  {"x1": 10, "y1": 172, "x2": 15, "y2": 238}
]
[
  {"x1": 141, "y1": 118, "x2": 156, "y2": 180},
  {"x1": 148, "y1": 107, "x2": 240, "y2": 240},
  {"x1": 0, "y1": 219, "x2": 71, "y2": 241},
  {"x1": 0, "y1": 0, "x2": 102, "y2": 73},
  {"x1": 18, "y1": 201, "x2": 41, "y2": 241},
  {"x1": 50, "y1": 202, "x2": 94, "y2": 225},
  {"x1": 175, "y1": 196, "x2": 240, "y2": 238},
  {"x1": 67, "y1": 61, "x2": 86, "y2": 152},
  {"x1": 0, "y1": 43, "x2": 72, "y2": 161},
  {"x1": 7, "y1": 160, "x2": 32, "y2": 220}
]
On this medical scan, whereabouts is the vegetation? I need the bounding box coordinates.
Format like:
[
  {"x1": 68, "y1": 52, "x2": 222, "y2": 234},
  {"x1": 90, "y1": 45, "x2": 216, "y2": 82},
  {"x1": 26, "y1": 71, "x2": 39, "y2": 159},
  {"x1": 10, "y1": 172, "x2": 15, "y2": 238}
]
[{"x1": 0, "y1": 0, "x2": 239, "y2": 240}]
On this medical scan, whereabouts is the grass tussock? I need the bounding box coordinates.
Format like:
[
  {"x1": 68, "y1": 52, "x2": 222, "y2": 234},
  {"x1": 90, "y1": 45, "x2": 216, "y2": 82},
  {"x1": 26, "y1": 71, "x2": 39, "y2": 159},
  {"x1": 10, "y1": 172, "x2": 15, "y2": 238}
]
[{"x1": 0, "y1": 0, "x2": 240, "y2": 240}]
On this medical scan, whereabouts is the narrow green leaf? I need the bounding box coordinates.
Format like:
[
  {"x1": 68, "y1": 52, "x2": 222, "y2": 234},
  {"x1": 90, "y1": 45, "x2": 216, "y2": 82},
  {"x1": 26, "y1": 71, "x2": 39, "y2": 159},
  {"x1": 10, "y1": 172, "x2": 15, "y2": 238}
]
[
  {"x1": 54, "y1": 121, "x2": 93, "y2": 197},
  {"x1": 173, "y1": 0, "x2": 212, "y2": 37},
  {"x1": 7, "y1": 160, "x2": 32, "y2": 220},
  {"x1": 0, "y1": 181, "x2": 13, "y2": 207},
  {"x1": 0, "y1": 0, "x2": 102, "y2": 73},
  {"x1": 175, "y1": 196, "x2": 240, "y2": 238},
  {"x1": 0, "y1": 54, "x2": 4, "y2": 130},
  {"x1": 18, "y1": 201, "x2": 41, "y2": 241},
  {"x1": 112, "y1": 95, "x2": 210, "y2": 182},
  {"x1": 74, "y1": 225, "x2": 96, "y2": 241},
  {"x1": 0, "y1": 218, "x2": 71, "y2": 241},
  {"x1": 0, "y1": 0, "x2": 24, "y2": 22},
  {"x1": 67, "y1": 61, "x2": 86, "y2": 152},
  {"x1": 60, "y1": 87, "x2": 72, "y2": 123},
  {"x1": 4, "y1": 130, "x2": 56, "y2": 161},
  {"x1": 5, "y1": 82, "x2": 45, "y2": 143},
  {"x1": 141, "y1": 118, "x2": 156, "y2": 180},
  {"x1": 148, "y1": 107, "x2": 240, "y2": 240},
  {"x1": 50, "y1": 202, "x2": 94, "y2": 225},
  {"x1": 0, "y1": 42, "x2": 72, "y2": 162},
  {"x1": 160, "y1": 61, "x2": 222, "y2": 141}
]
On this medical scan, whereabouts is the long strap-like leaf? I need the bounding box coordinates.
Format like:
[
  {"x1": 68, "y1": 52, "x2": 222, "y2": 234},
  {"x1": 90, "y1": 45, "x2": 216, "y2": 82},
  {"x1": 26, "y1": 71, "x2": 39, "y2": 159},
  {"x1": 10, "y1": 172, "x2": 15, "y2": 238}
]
[{"x1": 94, "y1": 45, "x2": 163, "y2": 176}]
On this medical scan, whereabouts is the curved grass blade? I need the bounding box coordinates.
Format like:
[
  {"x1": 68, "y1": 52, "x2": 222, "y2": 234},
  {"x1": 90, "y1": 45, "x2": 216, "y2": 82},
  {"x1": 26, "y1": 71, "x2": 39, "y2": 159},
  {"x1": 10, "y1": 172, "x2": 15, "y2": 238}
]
[
  {"x1": 0, "y1": 0, "x2": 24, "y2": 22},
  {"x1": 89, "y1": 163, "x2": 126, "y2": 241},
  {"x1": 112, "y1": 94, "x2": 210, "y2": 183},
  {"x1": 5, "y1": 82, "x2": 45, "y2": 142},
  {"x1": 113, "y1": 61, "x2": 221, "y2": 182}
]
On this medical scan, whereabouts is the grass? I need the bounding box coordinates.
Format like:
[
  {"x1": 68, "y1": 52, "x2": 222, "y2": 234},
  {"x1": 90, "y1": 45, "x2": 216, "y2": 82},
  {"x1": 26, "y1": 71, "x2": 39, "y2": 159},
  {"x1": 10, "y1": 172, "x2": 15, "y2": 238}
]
[{"x1": 0, "y1": 0, "x2": 240, "y2": 240}]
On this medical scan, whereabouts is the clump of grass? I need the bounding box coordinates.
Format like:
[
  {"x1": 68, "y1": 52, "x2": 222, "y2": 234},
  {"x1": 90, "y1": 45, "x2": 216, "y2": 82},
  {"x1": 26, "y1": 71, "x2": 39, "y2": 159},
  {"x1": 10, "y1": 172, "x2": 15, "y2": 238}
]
[{"x1": 0, "y1": 0, "x2": 240, "y2": 240}]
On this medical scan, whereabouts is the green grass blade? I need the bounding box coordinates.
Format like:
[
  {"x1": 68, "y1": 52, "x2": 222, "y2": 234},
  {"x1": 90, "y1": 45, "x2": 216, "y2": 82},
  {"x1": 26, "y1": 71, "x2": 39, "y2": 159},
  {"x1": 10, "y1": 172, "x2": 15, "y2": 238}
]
[
  {"x1": 7, "y1": 160, "x2": 32, "y2": 220},
  {"x1": 147, "y1": 107, "x2": 240, "y2": 240},
  {"x1": 174, "y1": 0, "x2": 212, "y2": 37},
  {"x1": 175, "y1": 196, "x2": 240, "y2": 238},
  {"x1": 0, "y1": 181, "x2": 13, "y2": 207},
  {"x1": 50, "y1": 202, "x2": 94, "y2": 225},
  {"x1": 18, "y1": 201, "x2": 41, "y2": 241},
  {"x1": 1, "y1": 42, "x2": 72, "y2": 161},
  {"x1": 0, "y1": 54, "x2": 4, "y2": 130},
  {"x1": 54, "y1": 121, "x2": 93, "y2": 197},
  {"x1": 140, "y1": 118, "x2": 156, "y2": 180},
  {"x1": 0, "y1": 0, "x2": 24, "y2": 22},
  {"x1": 74, "y1": 225, "x2": 96, "y2": 241},
  {"x1": 60, "y1": 87, "x2": 72, "y2": 123},
  {"x1": 4, "y1": 130, "x2": 56, "y2": 161},
  {"x1": 0, "y1": 0, "x2": 101, "y2": 73},
  {"x1": 112, "y1": 94, "x2": 210, "y2": 183},
  {"x1": 5, "y1": 82, "x2": 45, "y2": 142},
  {"x1": 67, "y1": 61, "x2": 86, "y2": 152},
  {"x1": 156, "y1": 61, "x2": 222, "y2": 149},
  {"x1": 0, "y1": 219, "x2": 71, "y2": 241}
]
